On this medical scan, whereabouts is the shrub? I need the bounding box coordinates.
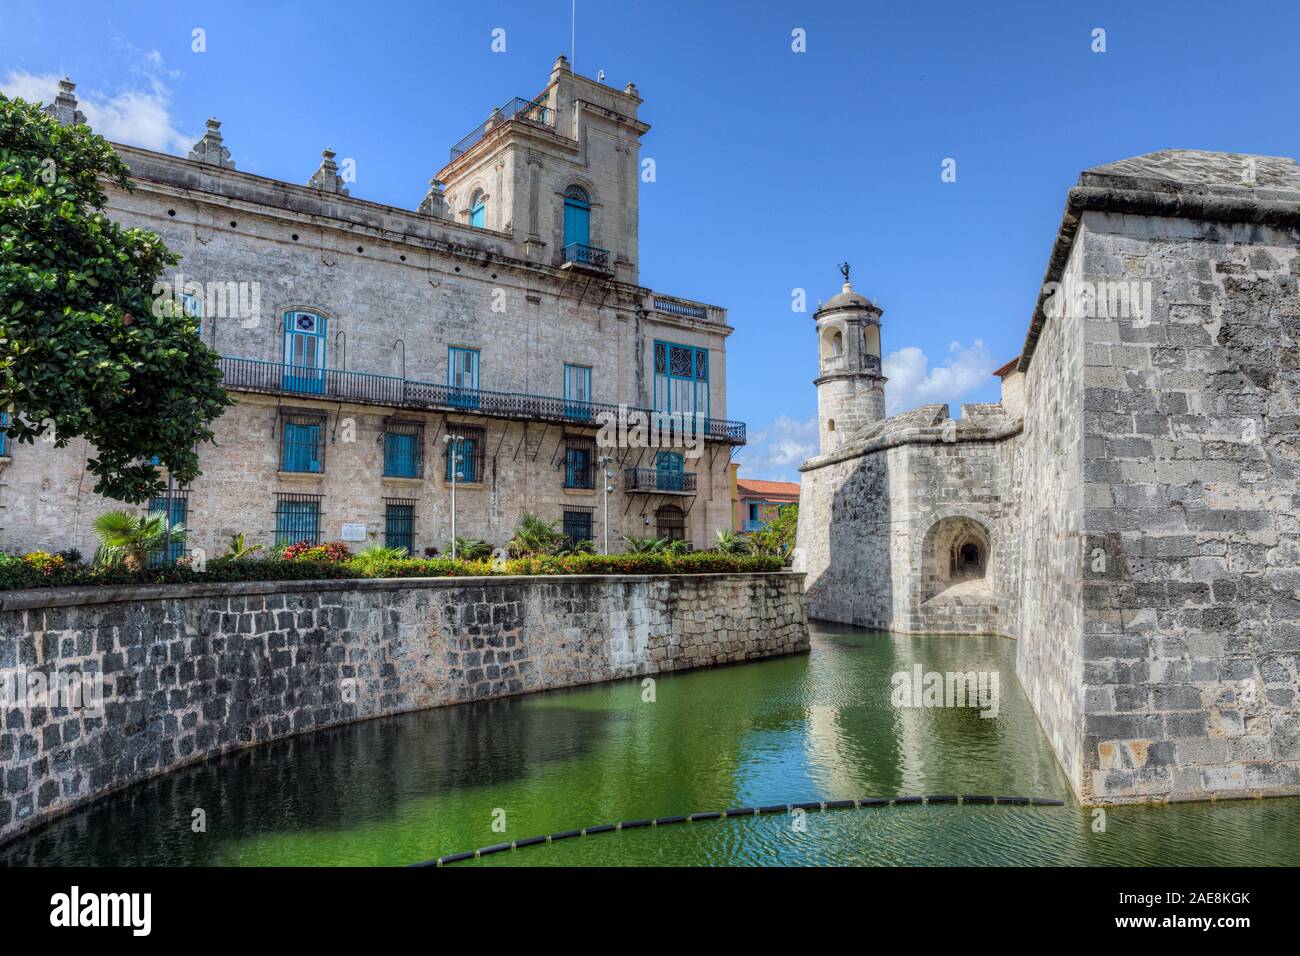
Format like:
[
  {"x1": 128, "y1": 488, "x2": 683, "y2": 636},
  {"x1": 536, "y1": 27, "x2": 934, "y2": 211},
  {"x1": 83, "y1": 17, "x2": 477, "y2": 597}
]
[
  {"x1": 501, "y1": 552, "x2": 783, "y2": 576},
  {"x1": 0, "y1": 545, "x2": 784, "y2": 591},
  {"x1": 21, "y1": 551, "x2": 65, "y2": 576},
  {"x1": 282, "y1": 541, "x2": 352, "y2": 563}
]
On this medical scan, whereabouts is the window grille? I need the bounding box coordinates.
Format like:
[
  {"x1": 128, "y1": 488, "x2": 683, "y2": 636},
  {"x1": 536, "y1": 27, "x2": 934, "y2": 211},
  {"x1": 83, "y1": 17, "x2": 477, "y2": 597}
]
[
  {"x1": 147, "y1": 490, "x2": 188, "y2": 566},
  {"x1": 445, "y1": 426, "x2": 485, "y2": 483},
  {"x1": 384, "y1": 499, "x2": 416, "y2": 553},
  {"x1": 563, "y1": 507, "x2": 595, "y2": 547},
  {"x1": 275, "y1": 493, "x2": 323, "y2": 546},
  {"x1": 384, "y1": 419, "x2": 423, "y2": 478},
  {"x1": 280, "y1": 411, "x2": 326, "y2": 473},
  {"x1": 655, "y1": 504, "x2": 686, "y2": 542},
  {"x1": 564, "y1": 435, "x2": 596, "y2": 489}
]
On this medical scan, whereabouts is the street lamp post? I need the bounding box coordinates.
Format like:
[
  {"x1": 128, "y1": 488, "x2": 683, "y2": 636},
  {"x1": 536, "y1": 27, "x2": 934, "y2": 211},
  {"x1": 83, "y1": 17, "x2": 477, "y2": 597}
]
[
  {"x1": 443, "y1": 433, "x2": 464, "y2": 560},
  {"x1": 598, "y1": 455, "x2": 613, "y2": 554}
]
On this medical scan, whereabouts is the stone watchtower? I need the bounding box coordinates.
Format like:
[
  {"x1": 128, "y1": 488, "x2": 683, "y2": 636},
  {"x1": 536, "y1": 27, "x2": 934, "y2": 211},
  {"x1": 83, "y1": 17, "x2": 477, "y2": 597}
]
[{"x1": 814, "y1": 265, "x2": 886, "y2": 454}]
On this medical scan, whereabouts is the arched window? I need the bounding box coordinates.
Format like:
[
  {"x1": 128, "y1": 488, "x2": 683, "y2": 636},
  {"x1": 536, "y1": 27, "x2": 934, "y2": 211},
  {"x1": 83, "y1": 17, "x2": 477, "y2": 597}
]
[
  {"x1": 470, "y1": 189, "x2": 486, "y2": 228},
  {"x1": 563, "y1": 184, "x2": 590, "y2": 251},
  {"x1": 655, "y1": 504, "x2": 686, "y2": 542}
]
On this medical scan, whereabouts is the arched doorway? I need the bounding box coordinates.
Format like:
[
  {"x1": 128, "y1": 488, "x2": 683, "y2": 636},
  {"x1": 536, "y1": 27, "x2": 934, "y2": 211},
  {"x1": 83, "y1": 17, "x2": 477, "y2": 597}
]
[
  {"x1": 655, "y1": 504, "x2": 686, "y2": 542},
  {"x1": 920, "y1": 515, "x2": 991, "y2": 601}
]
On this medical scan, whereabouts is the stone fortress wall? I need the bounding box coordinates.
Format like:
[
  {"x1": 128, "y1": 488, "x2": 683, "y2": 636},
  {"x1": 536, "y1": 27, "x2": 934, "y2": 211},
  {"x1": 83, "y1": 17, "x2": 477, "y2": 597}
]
[
  {"x1": 0, "y1": 572, "x2": 808, "y2": 847},
  {"x1": 797, "y1": 150, "x2": 1300, "y2": 805}
]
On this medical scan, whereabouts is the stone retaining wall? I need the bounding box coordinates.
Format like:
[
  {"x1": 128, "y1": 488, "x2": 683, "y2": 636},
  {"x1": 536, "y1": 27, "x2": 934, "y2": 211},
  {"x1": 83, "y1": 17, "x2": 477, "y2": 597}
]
[{"x1": 0, "y1": 572, "x2": 808, "y2": 846}]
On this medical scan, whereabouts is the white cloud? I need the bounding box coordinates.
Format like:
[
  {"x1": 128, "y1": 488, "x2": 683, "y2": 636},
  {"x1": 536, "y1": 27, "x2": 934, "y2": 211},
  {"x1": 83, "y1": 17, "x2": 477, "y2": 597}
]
[
  {"x1": 2, "y1": 57, "x2": 195, "y2": 154},
  {"x1": 737, "y1": 414, "x2": 818, "y2": 483},
  {"x1": 882, "y1": 339, "x2": 995, "y2": 416}
]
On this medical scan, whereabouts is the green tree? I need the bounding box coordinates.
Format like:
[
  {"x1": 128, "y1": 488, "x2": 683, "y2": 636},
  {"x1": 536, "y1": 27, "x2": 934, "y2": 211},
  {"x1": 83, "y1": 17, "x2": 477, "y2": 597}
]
[
  {"x1": 750, "y1": 503, "x2": 798, "y2": 560},
  {"x1": 0, "y1": 93, "x2": 232, "y2": 502}
]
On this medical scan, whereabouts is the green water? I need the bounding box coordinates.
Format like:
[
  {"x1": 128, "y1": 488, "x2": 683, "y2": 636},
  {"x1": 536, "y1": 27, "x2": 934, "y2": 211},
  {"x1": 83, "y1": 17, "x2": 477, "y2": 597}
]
[{"x1": 5, "y1": 621, "x2": 1300, "y2": 866}]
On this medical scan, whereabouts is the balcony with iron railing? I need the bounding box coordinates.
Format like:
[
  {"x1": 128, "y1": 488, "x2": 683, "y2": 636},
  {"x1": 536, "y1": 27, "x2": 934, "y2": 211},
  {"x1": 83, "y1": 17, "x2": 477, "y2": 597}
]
[
  {"x1": 562, "y1": 242, "x2": 611, "y2": 271},
  {"x1": 218, "y1": 356, "x2": 746, "y2": 445},
  {"x1": 449, "y1": 96, "x2": 556, "y2": 163},
  {"x1": 623, "y1": 467, "x2": 698, "y2": 494}
]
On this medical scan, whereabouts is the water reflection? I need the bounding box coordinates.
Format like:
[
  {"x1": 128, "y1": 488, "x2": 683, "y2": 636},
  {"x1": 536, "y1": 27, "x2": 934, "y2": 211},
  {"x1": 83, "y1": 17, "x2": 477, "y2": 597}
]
[{"x1": 4, "y1": 621, "x2": 1299, "y2": 866}]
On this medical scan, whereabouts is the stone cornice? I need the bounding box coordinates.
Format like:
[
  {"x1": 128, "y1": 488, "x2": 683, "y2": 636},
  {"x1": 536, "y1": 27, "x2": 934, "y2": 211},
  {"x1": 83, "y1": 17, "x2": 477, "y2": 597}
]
[{"x1": 800, "y1": 417, "x2": 1023, "y2": 473}]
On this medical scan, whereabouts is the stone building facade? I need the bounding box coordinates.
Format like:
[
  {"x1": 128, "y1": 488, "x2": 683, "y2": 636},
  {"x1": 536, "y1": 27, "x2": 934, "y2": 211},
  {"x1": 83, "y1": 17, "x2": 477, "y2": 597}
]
[
  {"x1": 796, "y1": 151, "x2": 1300, "y2": 806},
  {"x1": 0, "y1": 62, "x2": 745, "y2": 559}
]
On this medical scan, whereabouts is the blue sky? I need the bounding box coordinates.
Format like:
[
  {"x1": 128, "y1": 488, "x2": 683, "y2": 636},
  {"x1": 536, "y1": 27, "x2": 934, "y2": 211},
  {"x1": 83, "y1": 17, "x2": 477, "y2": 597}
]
[{"x1": 3, "y1": 0, "x2": 1297, "y2": 481}]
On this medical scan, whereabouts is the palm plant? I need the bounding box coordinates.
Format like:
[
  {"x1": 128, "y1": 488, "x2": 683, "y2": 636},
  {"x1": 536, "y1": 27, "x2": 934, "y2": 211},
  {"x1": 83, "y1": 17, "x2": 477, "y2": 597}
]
[
  {"x1": 557, "y1": 538, "x2": 595, "y2": 556},
  {"x1": 447, "y1": 536, "x2": 492, "y2": 561},
  {"x1": 714, "y1": 528, "x2": 750, "y2": 555},
  {"x1": 507, "y1": 513, "x2": 566, "y2": 558},
  {"x1": 622, "y1": 534, "x2": 666, "y2": 554},
  {"x1": 352, "y1": 543, "x2": 409, "y2": 575},
  {"x1": 92, "y1": 511, "x2": 187, "y2": 572},
  {"x1": 223, "y1": 532, "x2": 265, "y2": 560}
]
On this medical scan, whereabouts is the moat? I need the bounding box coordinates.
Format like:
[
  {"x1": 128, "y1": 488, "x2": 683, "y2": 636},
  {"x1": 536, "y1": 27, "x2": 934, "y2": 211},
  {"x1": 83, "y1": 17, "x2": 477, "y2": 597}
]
[{"x1": 5, "y1": 621, "x2": 1299, "y2": 867}]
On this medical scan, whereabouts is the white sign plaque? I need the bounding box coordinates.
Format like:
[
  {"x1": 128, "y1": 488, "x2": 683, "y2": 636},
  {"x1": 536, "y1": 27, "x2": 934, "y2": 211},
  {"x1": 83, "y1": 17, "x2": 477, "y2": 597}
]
[{"x1": 340, "y1": 522, "x2": 367, "y2": 542}]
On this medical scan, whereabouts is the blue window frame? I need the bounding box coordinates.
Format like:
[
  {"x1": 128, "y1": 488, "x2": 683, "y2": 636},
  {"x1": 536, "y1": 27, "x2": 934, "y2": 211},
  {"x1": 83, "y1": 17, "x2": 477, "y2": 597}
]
[
  {"x1": 446, "y1": 428, "x2": 483, "y2": 483},
  {"x1": 282, "y1": 311, "x2": 327, "y2": 394},
  {"x1": 655, "y1": 451, "x2": 685, "y2": 491},
  {"x1": 470, "y1": 190, "x2": 486, "y2": 228},
  {"x1": 147, "y1": 493, "x2": 188, "y2": 566},
  {"x1": 564, "y1": 438, "x2": 594, "y2": 489},
  {"x1": 275, "y1": 495, "x2": 321, "y2": 546},
  {"x1": 0, "y1": 412, "x2": 9, "y2": 457},
  {"x1": 563, "y1": 363, "x2": 592, "y2": 420},
  {"x1": 448, "y1": 347, "x2": 480, "y2": 410},
  {"x1": 384, "y1": 501, "x2": 415, "y2": 553},
  {"x1": 563, "y1": 185, "x2": 590, "y2": 248},
  {"x1": 281, "y1": 414, "x2": 324, "y2": 473},
  {"x1": 653, "y1": 341, "x2": 710, "y2": 422},
  {"x1": 384, "y1": 422, "x2": 423, "y2": 478}
]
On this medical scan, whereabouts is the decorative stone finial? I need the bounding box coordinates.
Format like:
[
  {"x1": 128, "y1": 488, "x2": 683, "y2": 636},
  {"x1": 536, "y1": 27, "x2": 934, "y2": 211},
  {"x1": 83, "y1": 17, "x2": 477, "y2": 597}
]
[
  {"x1": 624, "y1": 81, "x2": 639, "y2": 98},
  {"x1": 188, "y1": 117, "x2": 236, "y2": 169},
  {"x1": 307, "y1": 148, "x2": 349, "y2": 195},
  {"x1": 418, "y1": 178, "x2": 448, "y2": 218},
  {"x1": 43, "y1": 77, "x2": 86, "y2": 127}
]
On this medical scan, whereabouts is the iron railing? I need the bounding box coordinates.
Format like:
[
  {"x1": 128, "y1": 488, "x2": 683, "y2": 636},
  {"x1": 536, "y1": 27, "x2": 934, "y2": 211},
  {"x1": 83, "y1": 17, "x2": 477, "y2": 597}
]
[
  {"x1": 449, "y1": 96, "x2": 555, "y2": 162},
  {"x1": 652, "y1": 296, "x2": 708, "y2": 320},
  {"x1": 623, "y1": 468, "x2": 698, "y2": 493},
  {"x1": 563, "y1": 242, "x2": 611, "y2": 270},
  {"x1": 219, "y1": 356, "x2": 747, "y2": 445}
]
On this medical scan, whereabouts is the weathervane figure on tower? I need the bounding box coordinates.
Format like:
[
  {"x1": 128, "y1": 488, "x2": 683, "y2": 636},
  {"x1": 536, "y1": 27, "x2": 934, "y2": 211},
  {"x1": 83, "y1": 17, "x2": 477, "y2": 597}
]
[{"x1": 839, "y1": 261, "x2": 851, "y2": 284}]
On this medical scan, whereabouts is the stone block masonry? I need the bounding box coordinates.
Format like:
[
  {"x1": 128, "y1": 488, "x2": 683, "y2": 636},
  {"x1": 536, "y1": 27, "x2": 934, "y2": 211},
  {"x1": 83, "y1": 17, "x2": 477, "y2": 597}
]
[{"x1": 0, "y1": 572, "x2": 808, "y2": 846}]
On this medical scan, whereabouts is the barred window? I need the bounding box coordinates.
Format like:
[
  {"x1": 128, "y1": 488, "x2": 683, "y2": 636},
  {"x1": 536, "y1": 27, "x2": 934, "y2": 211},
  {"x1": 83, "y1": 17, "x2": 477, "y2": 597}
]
[
  {"x1": 384, "y1": 499, "x2": 416, "y2": 554},
  {"x1": 655, "y1": 504, "x2": 685, "y2": 542},
  {"x1": 147, "y1": 490, "x2": 188, "y2": 567},
  {"x1": 275, "y1": 493, "x2": 322, "y2": 546},
  {"x1": 281, "y1": 411, "x2": 326, "y2": 473},
  {"x1": 445, "y1": 426, "x2": 485, "y2": 483},
  {"x1": 563, "y1": 507, "x2": 594, "y2": 547},
  {"x1": 0, "y1": 411, "x2": 9, "y2": 457},
  {"x1": 384, "y1": 419, "x2": 424, "y2": 478},
  {"x1": 564, "y1": 435, "x2": 595, "y2": 489}
]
